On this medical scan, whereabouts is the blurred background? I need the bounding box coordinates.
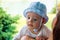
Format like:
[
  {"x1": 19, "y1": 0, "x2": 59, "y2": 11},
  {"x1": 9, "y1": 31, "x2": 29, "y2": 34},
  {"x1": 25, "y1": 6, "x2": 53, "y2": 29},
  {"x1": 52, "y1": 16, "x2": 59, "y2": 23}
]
[{"x1": 0, "y1": 0, "x2": 58, "y2": 40}]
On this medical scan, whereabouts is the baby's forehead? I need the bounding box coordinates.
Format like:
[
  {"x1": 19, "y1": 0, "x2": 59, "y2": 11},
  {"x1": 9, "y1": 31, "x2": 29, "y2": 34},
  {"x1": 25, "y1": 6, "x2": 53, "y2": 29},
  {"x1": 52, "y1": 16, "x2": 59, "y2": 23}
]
[{"x1": 27, "y1": 12, "x2": 42, "y2": 18}]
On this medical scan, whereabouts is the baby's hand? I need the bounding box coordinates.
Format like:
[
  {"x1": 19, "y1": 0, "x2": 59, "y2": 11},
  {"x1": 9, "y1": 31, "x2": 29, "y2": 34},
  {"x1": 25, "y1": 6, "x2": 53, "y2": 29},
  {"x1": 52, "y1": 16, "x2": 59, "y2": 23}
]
[
  {"x1": 36, "y1": 36, "x2": 48, "y2": 40},
  {"x1": 21, "y1": 35, "x2": 35, "y2": 40}
]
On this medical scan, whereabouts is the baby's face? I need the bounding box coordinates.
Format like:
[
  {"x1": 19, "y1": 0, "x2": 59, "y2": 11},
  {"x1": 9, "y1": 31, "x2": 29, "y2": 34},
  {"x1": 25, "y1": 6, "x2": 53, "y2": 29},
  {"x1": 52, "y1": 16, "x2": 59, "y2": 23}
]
[{"x1": 26, "y1": 12, "x2": 42, "y2": 29}]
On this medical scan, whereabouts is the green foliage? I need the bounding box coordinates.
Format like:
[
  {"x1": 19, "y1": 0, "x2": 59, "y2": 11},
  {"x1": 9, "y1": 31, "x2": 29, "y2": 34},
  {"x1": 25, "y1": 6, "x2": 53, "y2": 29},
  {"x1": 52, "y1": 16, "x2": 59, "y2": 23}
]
[
  {"x1": 0, "y1": 7, "x2": 20, "y2": 40},
  {"x1": 51, "y1": 6, "x2": 56, "y2": 14}
]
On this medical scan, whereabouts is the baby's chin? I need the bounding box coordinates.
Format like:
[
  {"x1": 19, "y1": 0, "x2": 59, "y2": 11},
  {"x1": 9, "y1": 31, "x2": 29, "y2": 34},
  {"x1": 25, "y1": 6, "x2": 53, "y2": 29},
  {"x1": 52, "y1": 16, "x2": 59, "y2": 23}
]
[
  {"x1": 28, "y1": 26, "x2": 33, "y2": 28},
  {"x1": 27, "y1": 25, "x2": 34, "y2": 29},
  {"x1": 27, "y1": 26, "x2": 37, "y2": 29}
]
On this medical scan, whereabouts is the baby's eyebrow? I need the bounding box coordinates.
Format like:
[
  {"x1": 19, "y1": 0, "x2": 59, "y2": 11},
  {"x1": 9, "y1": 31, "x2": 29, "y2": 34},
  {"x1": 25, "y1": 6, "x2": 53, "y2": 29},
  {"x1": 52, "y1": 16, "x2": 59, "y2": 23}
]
[
  {"x1": 26, "y1": 14, "x2": 29, "y2": 16},
  {"x1": 34, "y1": 16, "x2": 42, "y2": 19},
  {"x1": 33, "y1": 17, "x2": 41, "y2": 20}
]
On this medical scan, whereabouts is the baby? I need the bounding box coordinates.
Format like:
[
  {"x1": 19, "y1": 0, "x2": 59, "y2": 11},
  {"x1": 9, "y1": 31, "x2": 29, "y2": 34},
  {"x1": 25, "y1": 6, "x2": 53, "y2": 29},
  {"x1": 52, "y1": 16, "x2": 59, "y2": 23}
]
[{"x1": 13, "y1": 2, "x2": 51, "y2": 40}]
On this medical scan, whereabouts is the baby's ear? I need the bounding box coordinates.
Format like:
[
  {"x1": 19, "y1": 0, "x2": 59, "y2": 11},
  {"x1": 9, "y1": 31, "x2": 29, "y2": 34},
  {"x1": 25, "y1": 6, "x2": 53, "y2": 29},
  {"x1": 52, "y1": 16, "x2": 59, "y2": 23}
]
[{"x1": 42, "y1": 18, "x2": 46, "y2": 24}]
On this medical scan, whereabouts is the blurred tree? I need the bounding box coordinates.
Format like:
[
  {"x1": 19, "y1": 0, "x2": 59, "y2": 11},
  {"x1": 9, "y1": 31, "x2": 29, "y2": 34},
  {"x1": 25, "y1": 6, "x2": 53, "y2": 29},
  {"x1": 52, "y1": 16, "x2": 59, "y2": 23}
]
[
  {"x1": 51, "y1": 6, "x2": 56, "y2": 14},
  {"x1": 57, "y1": 3, "x2": 60, "y2": 11},
  {"x1": 0, "y1": 7, "x2": 20, "y2": 40}
]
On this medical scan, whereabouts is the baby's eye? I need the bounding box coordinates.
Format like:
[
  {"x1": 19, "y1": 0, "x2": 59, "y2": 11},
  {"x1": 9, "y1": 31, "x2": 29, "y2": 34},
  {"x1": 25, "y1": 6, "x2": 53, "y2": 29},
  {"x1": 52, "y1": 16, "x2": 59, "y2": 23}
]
[
  {"x1": 33, "y1": 19, "x2": 37, "y2": 21},
  {"x1": 28, "y1": 17, "x2": 30, "y2": 19}
]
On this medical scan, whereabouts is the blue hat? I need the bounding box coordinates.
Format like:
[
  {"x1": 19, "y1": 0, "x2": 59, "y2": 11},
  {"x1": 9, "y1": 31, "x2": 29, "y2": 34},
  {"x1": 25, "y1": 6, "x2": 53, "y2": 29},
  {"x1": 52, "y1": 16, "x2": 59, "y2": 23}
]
[{"x1": 23, "y1": 2, "x2": 48, "y2": 24}]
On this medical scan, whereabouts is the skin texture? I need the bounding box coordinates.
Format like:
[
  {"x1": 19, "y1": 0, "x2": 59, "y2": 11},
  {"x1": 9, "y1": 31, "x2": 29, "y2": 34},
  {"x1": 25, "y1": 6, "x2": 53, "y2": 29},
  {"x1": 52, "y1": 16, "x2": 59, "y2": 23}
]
[
  {"x1": 21, "y1": 35, "x2": 34, "y2": 40},
  {"x1": 52, "y1": 17, "x2": 57, "y2": 29},
  {"x1": 21, "y1": 35, "x2": 48, "y2": 40},
  {"x1": 26, "y1": 12, "x2": 42, "y2": 31},
  {"x1": 36, "y1": 36, "x2": 48, "y2": 40}
]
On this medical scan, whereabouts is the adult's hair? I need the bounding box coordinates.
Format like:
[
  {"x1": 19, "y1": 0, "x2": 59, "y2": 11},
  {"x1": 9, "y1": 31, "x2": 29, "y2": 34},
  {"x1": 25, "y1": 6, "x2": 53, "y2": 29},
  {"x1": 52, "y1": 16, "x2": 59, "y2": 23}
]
[{"x1": 53, "y1": 11, "x2": 60, "y2": 40}]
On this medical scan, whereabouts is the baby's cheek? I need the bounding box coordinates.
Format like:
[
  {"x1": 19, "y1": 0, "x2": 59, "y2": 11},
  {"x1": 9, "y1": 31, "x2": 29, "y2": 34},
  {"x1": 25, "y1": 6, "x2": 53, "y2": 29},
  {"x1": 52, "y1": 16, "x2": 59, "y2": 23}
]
[{"x1": 34, "y1": 22, "x2": 40, "y2": 27}]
